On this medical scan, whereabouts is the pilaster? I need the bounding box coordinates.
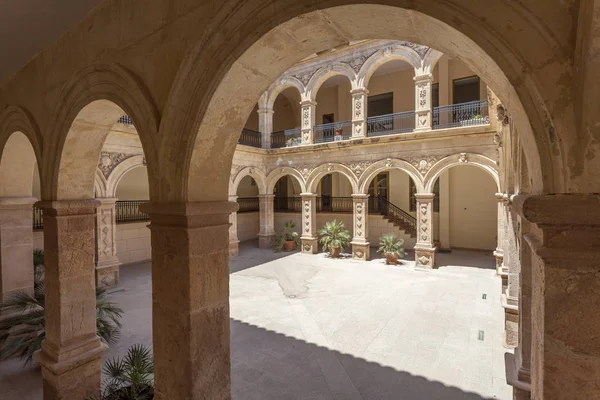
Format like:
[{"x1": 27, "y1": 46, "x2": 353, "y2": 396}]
[
  {"x1": 257, "y1": 107, "x2": 274, "y2": 149},
  {"x1": 350, "y1": 194, "x2": 370, "y2": 260},
  {"x1": 95, "y1": 198, "x2": 120, "y2": 288},
  {"x1": 414, "y1": 73, "x2": 433, "y2": 132},
  {"x1": 300, "y1": 100, "x2": 316, "y2": 145},
  {"x1": 228, "y1": 195, "x2": 239, "y2": 256},
  {"x1": 351, "y1": 88, "x2": 369, "y2": 139},
  {"x1": 414, "y1": 193, "x2": 436, "y2": 268},
  {"x1": 258, "y1": 194, "x2": 275, "y2": 248},
  {"x1": 140, "y1": 201, "x2": 237, "y2": 399},
  {"x1": 512, "y1": 194, "x2": 600, "y2": 400},
  {"x1": 300, "y1": 193, "x2": 318, "y2": 254},
  {"x1": 502, "y1": 194, "x2": 520, "y2": 348},
  {"x1": 494, "y1": 192, "x2": 505, "y2": 274},
  {"x1": 34, "y1": 200, "x2": 106, "y2": 400}
]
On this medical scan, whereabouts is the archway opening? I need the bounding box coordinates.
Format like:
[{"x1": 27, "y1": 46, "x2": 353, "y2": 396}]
[
  {"x1": 314, "y1": 74, "x2": 353, "y2": 143},
  {"x1": 273, "y1": 175, "x2": 303, "y2": 235},
  {"x1": 236, "y1": 175, "x2": 260, "y2": 246}
]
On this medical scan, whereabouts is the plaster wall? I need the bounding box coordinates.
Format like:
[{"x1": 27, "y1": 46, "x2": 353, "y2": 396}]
[
  {"x1": 115, "y1": 166, "x2": 149, "y2": 200},
  {"x1": 237, "y1": 212, "x2": 260, "y2": 242},
  {"x1": 236, "y1": 176, "x2": 259, "y2": 197},
  {"x1": 115, "y1": 222, "x2": 151, "y2": 264}
]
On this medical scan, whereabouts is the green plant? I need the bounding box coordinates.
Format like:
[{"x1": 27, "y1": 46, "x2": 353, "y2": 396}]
[
  {"x1": 318, "y1": 220, "x2": 351, "y2": 255},
  {"x1": 86, "y1": 344, "x2": 154, "y2": 400},
  {"x1": 0, "y1": 251, "x2": 123, "y2": 366},
  {"x1": 469, "y1": 114, "x2": 483, "y2": 120},
  {"x1": 377, "y1": 234, "x2": 405, "y2": 257},
  {"x1": 33, "y1": 248, "x2": 44, "y2": 268},
  {"x1": 273, "y1": 220, "x2": 300, "y2": 252}
]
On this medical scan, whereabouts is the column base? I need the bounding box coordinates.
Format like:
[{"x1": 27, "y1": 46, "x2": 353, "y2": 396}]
[
  {"x1": 258, "y1": 233, "x2": 275, "y2": 249},
  {"x1": 493, "y1": 250, "x2": 504, "y2": 275},
  {"x1": 414, "y1": 246, "x2": 436, "y2": 268},
  {"x1": 35, "y1": 337, "x2": 107, "y2": 400},
  {"x1": 301, "y1": 237, "x2": 318, "y2": 254},
  {"x1": 351, "y1": 242, "x2": 370, "y2": 260},
  {"x1": 95, "y1": 262, "x2": 120, "y2": 288},
  {"x1": 229, "y1": 240, "x2": 239, "y2": 256},
  {"x1": 499, "y1": 267, "x2": 509, "y2": 292},
  {"x1": 505, "y1": 352, "x2": 531, "y2": 400},
  {"x1": 501, "y1": 293, "x2": 519, "y2": 348}
]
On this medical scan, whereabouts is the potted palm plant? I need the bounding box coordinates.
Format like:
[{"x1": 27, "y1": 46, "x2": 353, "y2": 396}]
[
  {"x1": 273, "y1": 220, "x2": 300, "y2": 252},
  {"x1": 319, "y1": 220, "x2": 351, "y2": 258},
  {"x1": 0, "y1": 250, "x2": 123, "y2": 365},
  {"x1": 377, "y1": 234, "x2": 405, "y2": 265}
]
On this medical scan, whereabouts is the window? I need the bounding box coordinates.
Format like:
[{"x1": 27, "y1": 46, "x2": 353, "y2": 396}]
[
  {"x1": 410, "y1": 179, "x2": 440, "y2": 212},
  {"x1": 367, "y1": 92, "x2": 393, "y2": 117},
  {"x1": 431, "y1": 83, "x2": 439, "y2": 109},
  {"x1": 452, "y1": 75, "x2": 480, "y2": 104}
]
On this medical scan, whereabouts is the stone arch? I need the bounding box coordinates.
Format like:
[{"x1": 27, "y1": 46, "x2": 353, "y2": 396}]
[
  {"x1": 95, "y1": 169, "x2": 107, "y2": 198},
  {"x1": 259, "y1": 76, "x2": 306, "y2": 110},
  {"x1": 305, "y1": 62, "x2": 357, "y2": 101},
  {"x1": 42, "y1": 63, "x2": 160, "y2": 200},
  {"x1": 356, "y1": 45, "x2": 423, "y2": 88},
  {"x1": 420, "y1": 48, "x2": 444, "y2": 75},
  {"x1": 161, "y1": 2, "x2": 575, "y2": 205},
  {"x1": 359, "y1": 159, "x2": 425, "y2": 194},
  {"x1": 306, "y1": 163, "x2": 359, "y2": 194},
  {"x1": 105, "y1": 155, "x2": 147, "y2": 198},
  {"x1": 229, "y1": 166, "x2": 268, "y2": 196},
  {"x1": 0, "y1": 106, "x2": 44, "y2": 198},
  {"x1": 266, "y1": 167, "x2": 306, "y2": 194},
  {"x1": 424, "y1": 153, "x2": 500, "y2": 193}
]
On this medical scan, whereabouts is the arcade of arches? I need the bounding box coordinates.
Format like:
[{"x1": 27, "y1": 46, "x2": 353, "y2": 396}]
[{"x1": 0, "y1": 1, "x2": 599, "y2": 399}]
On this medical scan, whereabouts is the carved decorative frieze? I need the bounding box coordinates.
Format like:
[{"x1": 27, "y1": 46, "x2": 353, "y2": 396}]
[
  {"x1": 459, "y1": 153, "x2": 469, "y2": 163},
  {"x1": 298, "y1": 165, "x2": 317, "y2": 180},
  {"x1": 398, "y1": 41, "x2": 430, "y2": 58},
  {"x1": 230, "y1": 164, "x2": 245, "y2": 183},
  {"x1": 496, "y1": 104, "x2": 510, "y2": 126},
  {"x1": 419, "y1": 203, "x2": 429, "y2": 241},
  {"x1": 408, "y1": 156, "x2": 438, "y2": 175},
  {"x1": 342, "y1": 50, "x2": 378, "y2": 73},
  {"x1": 349, "y1": 161, "x2": 373, "y2": 177},
  {"x1": 98, "y1": 152, "x2": 135, "y2": 178},
  {"x1": 293, "y1": 70, "x2": 316, "y2": 87}
]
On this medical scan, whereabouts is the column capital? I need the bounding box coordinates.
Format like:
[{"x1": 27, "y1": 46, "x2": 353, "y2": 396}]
[
  {"x1": 140, "y1": 201, "x2": 238, "y2": 228},
  {"x1": 228, "y1": 195, "x2": 238, "y2": 201},
  {"x1": 300, "y1": 99, "x2": 317, "y2": 107},
  {"x1": 350, "y1": 87, "x2": 369, "y2": 95},
  {"x1": 513, "y1": 194, "x2": 600, "y2": 226},
  {"x1": 35, "y1": 199, "x2": 100, "y2": 216},
  {"x1": 0, "y1": 196, "x2": 36, "y2": 209},
  {"x1": 415, "y1": 193, "x2": 436, "y2": 200},
  {"x1": 258, "y1": 193, "x2": 275, "y2": 199},
  {"x1": 413, "y1": 73, "x2": 433, "y2": 83},
  {"x1": 351, "y1": 193, "x2": 369, "y2": 199},
  {"x1": 96, "y1": 197, "x2": 118, "y2": 206},
  {"x1": 257, "y1": 107, "x2": 274, "y2": 115},
  {"x1": 300, "y1": 192, "x2": 318, "y2": 198}
]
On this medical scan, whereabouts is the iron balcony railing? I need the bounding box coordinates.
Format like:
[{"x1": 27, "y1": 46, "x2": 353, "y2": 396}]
[
  {"x1": 116, "y1": 200, "x2": 149, "y2": 223},
  {"x1": 33, "y1": 206, "x2": 43, "y2": 230},
  {"x1": 274, "y1": 196, "x2": 302, "y2": 212},
  {"x1": 433, "y1": 100, "x2": 489, "y2": 130},
  {"x1": 367, "y1": 111, "x2": 415, "y2": 136},
  {"x1": 117, "y1": 115, "x2": 134, "y2": 125},
  {"x1": 238, "y1": 128, "x2": 262, "y2": 148},
  {"x1": 316, "y1": 196, "x2": 353, "y2": 213},
  {"x1": 314, "y1": 121, "x2": 352, "y2": 144},
  {"x1": 237, "y1": 197, "x2": 260, "y2": 213},
  {"x1": 271, "y1": 128, "x2": 302, "y2": 148},
  {"x1": 368, "y1": 197, "x2": 417, "y2": 238}
]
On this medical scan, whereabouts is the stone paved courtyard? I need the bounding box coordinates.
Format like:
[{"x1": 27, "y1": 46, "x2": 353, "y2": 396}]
[{"x1": 1, "y1": 242, "x2": 512, "y2": 399}]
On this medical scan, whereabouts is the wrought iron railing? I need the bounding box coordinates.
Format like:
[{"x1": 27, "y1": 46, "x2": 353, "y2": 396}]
[
  {"x1": 117, "y1": 115, "x2": 134, "y2": 125},
  {"x1": 237, "y1": 197, "x2": 260, "y2": 213},
  {"x1": 116, "y1": 200, "x2": 149, "y2": 223},
  {"x1": 274, "y1": 196, "x2": 302, "y2": 212},
  {"x1": 316, "y1": 196, "x2": 353, "y2": 213},
  {"x1": 272, "y1": 128, "x2": 302, "y2": 148},
  {"x1": 314, "y1": 121, "x2": 352, "y2": 144},
  {"x1": 368, "y1": 197, "x2": 416, "y2": 238},
  {"x1": 238, "y1": 128, "x2": 262, "y2": 148},
  {"x1": 367, "y1": 111, "x2": 415, "y2": 136},
  {"x1": 432, "y1": 100, "x2": 489, "y2": 130},
  {"x1": 33, "y1": 206, "x2": 43, "y2": 230}
]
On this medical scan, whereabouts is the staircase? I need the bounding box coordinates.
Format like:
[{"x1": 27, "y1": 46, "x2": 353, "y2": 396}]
[{"x1": 369, "y1": 198, "x2": 417, "y2": 240}]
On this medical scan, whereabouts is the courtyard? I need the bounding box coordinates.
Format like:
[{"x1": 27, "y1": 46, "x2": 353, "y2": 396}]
[{"x1": 1, "y1": 243, "x2": 511, "y2": 399}]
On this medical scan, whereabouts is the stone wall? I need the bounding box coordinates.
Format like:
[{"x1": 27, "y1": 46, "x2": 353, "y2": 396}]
[{"x1": 237, "y1": 212, "x2": 259, "y2": 242}]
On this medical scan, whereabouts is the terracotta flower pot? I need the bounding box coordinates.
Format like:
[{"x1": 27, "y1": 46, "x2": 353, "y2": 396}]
[
  {"x1": 385, "y1": 251, "x2": 399, "y2": 265},
  {"x1": 283, "y1": 240, "x2": 295, "y2": 252},
  {"x1": 330, "y1": 246, "x2": 341, "y2": 258}
]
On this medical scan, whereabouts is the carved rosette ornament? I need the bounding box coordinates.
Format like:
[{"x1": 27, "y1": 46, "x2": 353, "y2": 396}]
[
  {"x1": 408, "y1": 156, "x2": 438, "y2": 175},
  {"x1": 302, "y1": 108, "x2": 310, "y2": 128},
  {"x1": 349, "y1": 161, "x2": 372, "y2": 177},
  {"x1": 98, "y1": 152, "x2": 135, "y2": 178},
  {"x1": 496, "y1": 104, "x2": 510, "y2": 126},
  {"x1": 299, "y1": 165, "x2": 316, "y2": 180},
  {"x1": 459, "y1": 153, "x2": 469, "y2": 163},
  {"x1": 355, "y1": 201, "x2": 363, "y2": 237},
  {"x1": 418, "y1": 83, "x2": 428, "y2": 107},
  {"x1": 354, "y1": 95, "x2": 363, "y2": 118},
  {"x1": 419, "y1": 203, "x2": 429, "y2": 241},
  {"x1": 304, "y1": 200, "x2": 311, "y2": 233}
]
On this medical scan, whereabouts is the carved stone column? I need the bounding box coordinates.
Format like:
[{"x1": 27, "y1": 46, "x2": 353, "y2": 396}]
[
  {"x1": 414, "y1": 73, "x2": 433, "y2": 131},
  {"x1": 34, "y1": 200, "x2": 106, "y2": 400},
  {"x1": 258, "y1": 194, "x2": 275, "y2": 248},
  {"x1": 493, "y1": 193, "x2": 505, "y2": 274},
  {"x1": 414, "y1": 193, "x2": 436, "y2": 268},
  {"x1": 0, "y1": 197, "x2": 36, "y2": 301},
  {"x1": 512, "y1": 194, "x2": 600, "y2": 400},
  {"x1": 95, "y1": 198, "x2": 120, "y2": 288},
  {"x1": 502, "y1": 197, "x2": 520, "y2": 348},
  {"x1": 500, "y1": 194, "x2": 511, "y2": 290},
  {"x1": 351, "y1": 194, "x2": 370, "y2": 260},
  {"x1": 351, "y1": 88, "x2": 369, "y2": 139},
  {"x1": 300, "y1": 100, "x2": 316, "y2": 145},
  {"x1": 300, "y1": 193, "x2": 318, "y2": 254},
  {"x1": 257, "y1": 107, "x2": 274, "y2": 149},
  {"x1": 140, "y1": 201, "x2": 237, "y2": 399},
  {"x1": 228, "y1": 195, "x2": 239, "y2": 256}
]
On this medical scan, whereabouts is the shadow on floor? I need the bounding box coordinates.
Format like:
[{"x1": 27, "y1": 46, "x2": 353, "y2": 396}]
[
  {"x1": 231, "y1": 318, "x2": 491, "y2": 400},
  {"x1": 230, "y1": 240, "x2": 300, "y2": 273},
  {"x1": 435, "y1": 250, "x2": 496, "y2": 270}
]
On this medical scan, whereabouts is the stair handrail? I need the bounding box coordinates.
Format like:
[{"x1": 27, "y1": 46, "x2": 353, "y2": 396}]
[{"x1": 381, "y1": 199, "x2": 417, "y2": 237}]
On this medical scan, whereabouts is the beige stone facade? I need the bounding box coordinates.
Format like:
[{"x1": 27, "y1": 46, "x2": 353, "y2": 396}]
[{"x1": 0, "y1": 1, "x2": 599, "y2": 399}]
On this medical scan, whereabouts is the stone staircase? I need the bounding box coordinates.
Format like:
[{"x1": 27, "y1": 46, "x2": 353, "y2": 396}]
[{"x1": 370, "y1": 214, "x2": 417, "y2": 249}]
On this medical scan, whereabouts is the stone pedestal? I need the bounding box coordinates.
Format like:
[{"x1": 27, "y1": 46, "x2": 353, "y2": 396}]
[
  {"x1": 257, "y1": 108, "x2": 274, "y2": 149},
  {"x1": 300, "y1": 100, "x2": 316, "y2": 145},
  {"x1": 258, "y1": 194, "x2": 275, "y2": 248},
  {"x1": 300, "y1": 193, "x2": 318, "y2": 254},
  {"x1": 351, "y1": 194, "x2": 370, "y2": 260},
  {"x1": 228, "y1": 195, "x2": 239, "y2": 256},
  {"x1": 414, "y1": 74, "x2": 433, "y2": 131},
  {"x1": 0, "y1": 196, "x2": 36, "y2": 301},
  {"x1": 34, "y1": 200, "x2": 106, "y2": 400},
  {"x1": 351, "y1": 88, "x2": 368, "y2": 139},
  {"x1": 414, "y1": 193, "x2": 436, "y2": 268},
  {"x1": 513, "y1": 194, "x2": 600, "y2": 400},
  {"x1": 140, "y1": 201, "x2": 237, "y2": 399},
  {"x1": 95, "y1": 198, "x2": 120, "y2": 287}
]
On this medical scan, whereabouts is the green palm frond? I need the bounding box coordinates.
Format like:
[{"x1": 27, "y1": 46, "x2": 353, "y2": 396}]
[
  {"x1": 377, "y1": 234, "x2": 405, "y2": 256},
  {"x1": 100, "y1": 345, "x2": 154, "y2": 399},
  {"x1": 318, "y1": 220, "x2": 351, "y2": 255}
]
